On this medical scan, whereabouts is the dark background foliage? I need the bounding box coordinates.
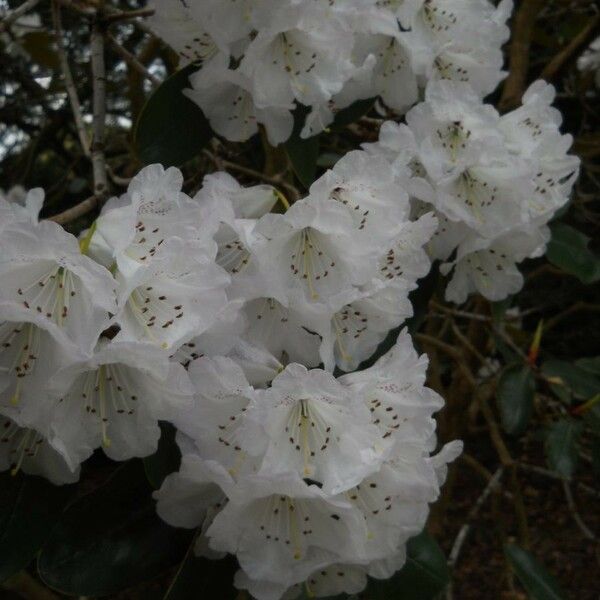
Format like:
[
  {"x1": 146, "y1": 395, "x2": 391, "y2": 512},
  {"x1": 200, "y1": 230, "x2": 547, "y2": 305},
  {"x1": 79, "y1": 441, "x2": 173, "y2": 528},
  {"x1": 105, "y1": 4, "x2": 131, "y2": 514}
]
[{"x1": 0, "y1": 0, "x2": 599, "y2": 599}]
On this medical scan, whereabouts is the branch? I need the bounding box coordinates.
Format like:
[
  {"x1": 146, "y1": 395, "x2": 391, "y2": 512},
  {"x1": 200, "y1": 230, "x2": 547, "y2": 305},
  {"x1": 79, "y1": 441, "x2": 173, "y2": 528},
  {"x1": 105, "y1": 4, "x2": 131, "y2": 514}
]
[
  {"x1": 499, "y1": 0, "x2": 544, "y2": 111},
  {"x1": 448, "y1": 467, "x2": 504, "y2": 569},
  {"x1": 52, "y1": 0, "x2": 91, "y2": 157},
  {"x1": 47, "y1": 195, "x2": 98, "y2": 225},
  {"x1": 562, "y1": 480, "x2": 596, "y2": 540},
  {"x1": 540, "y1": 14, "x2": 600, "y2": 82},
  {"x1": 103, "y1": 8, "x2": 155, "y2": 24},
  {"x1": 106, "y1": 33, "x2": 160, "y2": 87},
  {"x1": 0, "y1": 0, "x2": 42, "y2": 32},
  {"x1": 90, "y1": 19, "x2": 109, "y2": 200}
]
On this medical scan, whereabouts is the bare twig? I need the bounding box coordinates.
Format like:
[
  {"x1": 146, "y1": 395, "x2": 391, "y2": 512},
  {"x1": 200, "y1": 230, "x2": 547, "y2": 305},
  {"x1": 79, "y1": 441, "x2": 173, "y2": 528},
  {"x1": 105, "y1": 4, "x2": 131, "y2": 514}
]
[
  {"x1": 540, "y1": 14, "x2": 600, "y2": 81},
  {"x1": 562, "y1": 480, "x2": 596, "y2": 540},
  {"x1": 106, "y1": 33, "x2": 160, "y2": 87},
  {"x1": 47, "y1": 196, "x2": 98, "y2": 225},
  {"x1": 103, "y1": 7, "x2": 155, "y2": 24},
  {"x1": 499, "y1": 0, "x2": 544, "y2": 111},
  {"x1": 448, "y1": 467, "x2": 505, "y2": 569},
  {"x1": 52, "y1": 0, "x2": 91, "y2": 157},
  {"x1": 518, "y1": 462, "x2": 600, "y2": 498},
  {"x1": 0, "y1": 0, "x2": 42, "y2": 32},
  {"x1": 90, "y1": 19, "x2": 109, "y2": 200}
]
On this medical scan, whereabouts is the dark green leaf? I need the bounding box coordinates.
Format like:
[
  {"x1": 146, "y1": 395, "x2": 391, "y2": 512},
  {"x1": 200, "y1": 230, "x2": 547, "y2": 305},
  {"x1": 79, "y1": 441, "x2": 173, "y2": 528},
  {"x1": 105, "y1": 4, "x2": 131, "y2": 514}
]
[
  {"x1": 546, "y1": 223, "x2": 600, "y2": 284},
  {"x1": 144, "y1": 422, "x2": 181, "y2": 490},
  {"x1": 544, "y1": 418, "x2": 584, "y2": 479},
  {"x1": 38, "y1": 460, "x2": 193, "y2": 596},
  {"x1": 134, "y1": 64, "x2": 213, "y2": 167},
  {"x1": 491, "y1": 298, "x2": 512, "y2": 324},
  {"x1": 164, "y1": 546, "x2": 237, "y2": 600},
  {"x1": 575, "y1": 356, "x2": 600, "y2": 376},
  {"x1": 285, "y1": 114, "x2": 319, "y2": 189},
  {"x1": 542, "y1": 359, "x2": 600, "y2": 401},
  {"x1": 0, "y1": 473, "x2": 73, "y2": 583},
  {"x1": 504, "y1": 544, "x2": 566, "y2": 600},
  {"x1": 497, "y1": 364, "x2": 536, "y2": 435},
  {"x1": 366, "y1": 532, "x2": 450, "y2": 600}
]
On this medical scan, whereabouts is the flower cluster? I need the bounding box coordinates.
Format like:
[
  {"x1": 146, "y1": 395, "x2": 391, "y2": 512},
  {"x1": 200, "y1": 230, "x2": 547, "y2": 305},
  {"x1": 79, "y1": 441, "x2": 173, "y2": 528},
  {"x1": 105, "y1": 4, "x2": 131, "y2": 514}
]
[
  {"x1": 155, "y1": 333, "x2": 462, "y2": 600},
  {"x1": 364, "y1": 79, "x2": 580, "y2": 302},
  {"x1": 1, "y1": 155, "x2": 458, "y2": 596},
  {"x1": 148, "y1": 0, "x2": 513, "y2": 144}
]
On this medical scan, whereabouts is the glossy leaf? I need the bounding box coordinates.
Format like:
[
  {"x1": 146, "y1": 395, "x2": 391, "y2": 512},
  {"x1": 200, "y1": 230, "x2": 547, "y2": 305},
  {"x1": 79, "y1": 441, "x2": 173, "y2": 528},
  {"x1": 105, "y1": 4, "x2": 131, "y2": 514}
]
[
  {"x1": 542, "y1": 359, "x2": 600, "y2": 402},
  {"x1": 0, "y1": 473, "x2": 73, "y2": 583},
  {"x1": 366, "y1": 532, "x2": 450, "y2": 600},
  {"x1": 38, "y1": 460, "x2": 194, "y2": 596},
  {"x1": 576, "y1": 356, "x2": 600, "y2": 376},
  {"x1": 285, "y1": 111, "x2": 319, "y2": 189},
  {"x1": 144, "y1": 422, "x2": 181, "y2": 490},
  {"x1": 544, "y1": 418, "x2": 584, "y2": 479},
  {"x1": 546, "y1": 223, "x2": 600, "y2": 284},
  {"x1": 504, "y1": 544, "x2": 565, "y2": 600},
  {"x1": 497, "y1": 364, "x2": 536, "y2": 435},
  {"x1": 134, "y1": 64, "x2": 213, "y2": 167},
  {"x1": 164, "y1": 547, "x2": 238, "y2": 600}
]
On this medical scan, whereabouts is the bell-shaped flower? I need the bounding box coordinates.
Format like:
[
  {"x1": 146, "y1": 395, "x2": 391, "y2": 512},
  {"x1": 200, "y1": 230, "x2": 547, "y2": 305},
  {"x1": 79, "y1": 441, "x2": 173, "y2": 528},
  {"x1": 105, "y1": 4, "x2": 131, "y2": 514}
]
[
  {"x1": 308, "y1": 150, "x2": 411, "y2": 247},
  {"x1": 240, "y1": 3, "x2": 355, "y2": 109},
  {"x1": 252, "y1": 196, "x2": 378, "y2": 304},
  {"x1": 1, "y1": 411, "x2": 79, "y2": 485},
  {"x1": 0, "y1": 186, "x2": 44, "y2": 229},
  {"x1": 46, "y1": 339, "x2": 194, "y2": 470},
  {"x1": 113, "y1": 238, "x2": 230, "y2": 351},
  {"x1": 441, "y1": 225, "x2": 550, "y2": 303},
  {"x1": 318, "y1": 280, "x2": 413, "y2": 372},
  {"x1": 168, "y1": 355, "x2": 263, "y2": 479},
  {"x1": 0, "y1": 220, "x2": 117, "y2": 353},
  {"x1": 186, "y1": 53, "x2": 295, "y2": 146},
  {"x1": 246, "y1": 363, "x2": 390, "y2": 494},
  {"x1": 207, "y1": 472, "x2": 370, "y2": 588},
  {"x1": 92, "y1": 164, "x2": 216, "y2": 273}
]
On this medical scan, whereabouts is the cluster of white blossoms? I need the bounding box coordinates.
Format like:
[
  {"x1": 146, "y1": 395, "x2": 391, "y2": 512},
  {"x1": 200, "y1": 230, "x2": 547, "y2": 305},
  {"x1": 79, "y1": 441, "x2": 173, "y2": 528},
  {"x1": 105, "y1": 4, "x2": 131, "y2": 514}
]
[
  {"x1": 364, "y1": 79, "x2": 580, "y2": 303},
  {"x1": 0, "y1": 157, "x2": 460, "y2": 597},
  {"x1": 148, "y1": 0, "x2": 513, "y2": 144}
]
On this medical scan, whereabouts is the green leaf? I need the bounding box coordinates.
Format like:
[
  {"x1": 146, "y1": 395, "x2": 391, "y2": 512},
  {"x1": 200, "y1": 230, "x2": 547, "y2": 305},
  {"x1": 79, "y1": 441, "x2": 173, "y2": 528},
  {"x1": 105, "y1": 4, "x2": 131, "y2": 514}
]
[
  {"x1": 144, "y1": 422, "x2": 181, "y2": 490},
  {"x1": 38, "y1": 460, "x2": 193, "y2": 596},
  {"x1": 497, "y1": 364, "x2": 536, "y2": 436},
  {"x1": 546, "y1": 223, "x2": 600, "y2": 284},
  {"x1": 366, "y1": 532, "x2": 450, "y2": 600},
  {"x1": 544, "y1": 418, "x2": 584, "y2": 479},
  {"x1": 0, "y1": 473, "x2": 73, "y2": 583},
  {"x1": 504, "y1": 544, "x2": 566, "y2": 600},
  {"x1": 134, "y1": 64, "x2": 213, "y2": 167},
  {"x1": 284, "y1": 107, "x2": 319, "y2": 189},
  {"x1": 164, "y1": 546, "x2": 238, "y2": 600},
  {"x1": 542, "y1": 359, "x2": 600, "y2": 401},
  {"x1": 575, "y1": 356, "x2": 600, "y2": 376},
  {"x1": 491, "y1": 297, "x2": 512, "y2": 324}
]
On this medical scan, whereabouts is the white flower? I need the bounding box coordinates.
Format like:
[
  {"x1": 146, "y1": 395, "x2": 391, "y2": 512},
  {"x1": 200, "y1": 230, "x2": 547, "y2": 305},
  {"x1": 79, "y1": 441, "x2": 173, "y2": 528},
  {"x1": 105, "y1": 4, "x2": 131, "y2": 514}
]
[
  {"x1": 253, "y1": 196, "x2": 378, "y2": 303},
  {"x1": 246, "y1": 363, "x2": 390, "y2": 494},
  {"x1": 46, "y1": 339, "x2": 194, "y2": 469},
  {"x1": 0, "y1": 303, "x2": 81, "y2": 425},
  {"x1": 0, "y1": 186, "x2": 44, "y2": 228},
  {"x1": 207, "y1": 472, "x2": 370, "y2": 587},
  {"x1": 499, "y1": 80, "x2": 580, "y2": 220},
  {"x1": 92, "y1": 164, "x2": 215, "y2": 272},
  {"x1": 442, "y1": 225, "x2": 550, "y2": 303},
  {"x1": 113, "y1": 238, "x2": 229, "y2": 351},
  {"x1": 319, "y1": 281, "x2": 413, "y2": 372},
  {"x1": 185, "y1": 53, "x2": 295, "y2": 146},
  {"x1": 308, "y1": 150, "x2": 411, "y2": 246},
  {"x1": 0, "y1": 220, "x2": 117, "y2": 352},
  {"x1": 169, "y1": 355, "x2": 262, "y2": 478},
  {"x1": 0, "y1": 412, "x2": 79, "y2": 485},
  {"x1": 578, "y1": 35, "x2": 600, "y2": 87},
  {"x1": 240, "y1": 3, "x2": 355, "y2": 109},
  {"x1": 242, "y1": 296, "x2": 323, "y2": 368}
]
